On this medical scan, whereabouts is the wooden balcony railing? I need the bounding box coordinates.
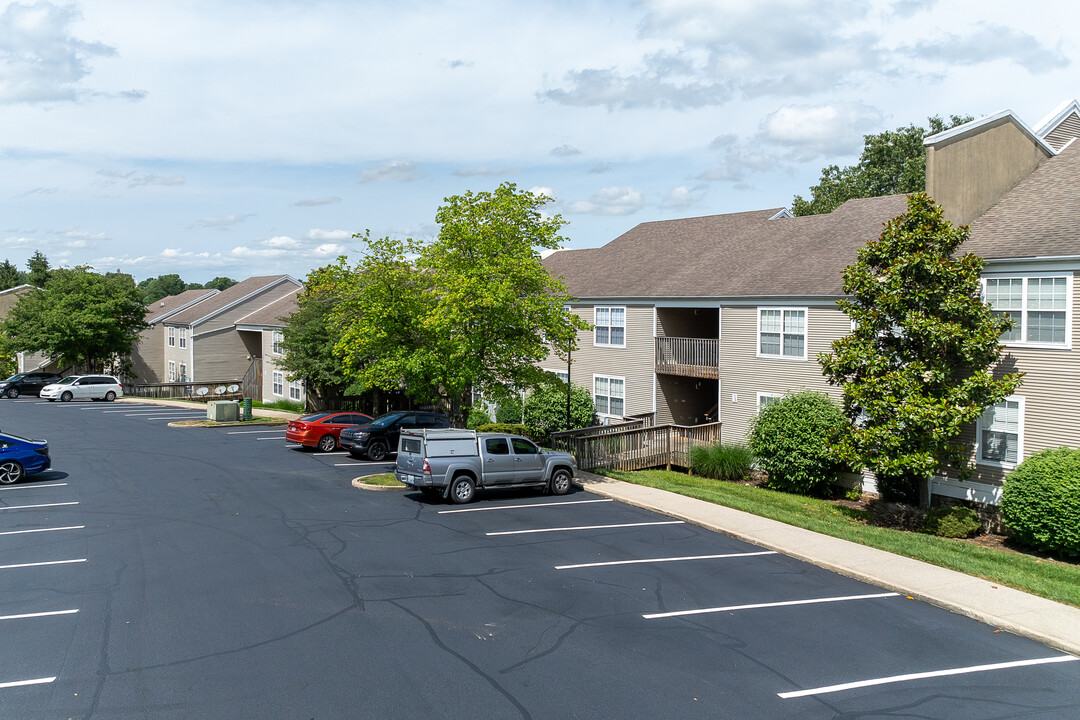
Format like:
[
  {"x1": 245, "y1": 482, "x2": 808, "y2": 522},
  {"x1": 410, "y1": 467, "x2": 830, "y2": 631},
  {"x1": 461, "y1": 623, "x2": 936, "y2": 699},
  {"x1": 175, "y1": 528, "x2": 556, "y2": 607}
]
[
  {"x1": 655, "y1": 336, "x2": 719, "y2": 379},
  {"x1": 553, "y1": 421, "x2": 721, "y2": 472}
]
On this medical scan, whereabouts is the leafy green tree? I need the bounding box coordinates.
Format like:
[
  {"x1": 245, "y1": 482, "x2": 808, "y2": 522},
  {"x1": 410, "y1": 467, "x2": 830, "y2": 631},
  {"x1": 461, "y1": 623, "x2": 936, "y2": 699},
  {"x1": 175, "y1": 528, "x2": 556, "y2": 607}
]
[
  {"x1": 138, "y1": 274, "x2": 188, "y2": 304},
  {"x1": 332, "y1": 184, "x2": 589, "y2": 421},
  {"x1": 1, "y1": 267, "x2": 148, "y2": 372},
  {"x1": 522, "y1": 382, "x2": 596, "y2": 446},
  {"x1": 792, "y1": 115, "x2": 973, "y2": 216},
  {"x1": 819, "y1": 193, "x2": 1023, "y2": 506},
  {"x1": 203, "y1": 276, "x2": 238, "y2": 291},
  {"x1": 0, "y1": 260, "x2": 25, "y2": 290},
  {"x1": 279, "y1": 261, "x2": 357, "y2": 405},
  {"x1": 26, "y1": 250, "x2": 50, "y2": 288}
]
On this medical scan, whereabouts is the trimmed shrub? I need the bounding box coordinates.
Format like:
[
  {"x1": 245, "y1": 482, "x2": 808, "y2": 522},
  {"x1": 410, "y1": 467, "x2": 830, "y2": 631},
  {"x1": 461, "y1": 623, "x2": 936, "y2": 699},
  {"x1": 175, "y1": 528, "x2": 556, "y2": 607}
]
[
  {"x1": 1001, "y1": 448, "x2": 1080, "y2": 558},
  {"x1": 690, "y1": 442, "x2": 755, "y2": 482},
  {"x1": 747, "y1": 390, "x2": 849, "y2": 496},
  {"x1": 522, "y1": 382, "x2": 596, "y2": 446},
  {"x1": 466, "y1": 408, "x2": 493, "y2": 429},
  {"x1": 921, "y1": 505, "x2": 981, "y2": 538},
  {"x1": 495, "y1": 395, "x2": 524, "y2": 424},
  {"x1": 476, "y1": 422, "x2": 529, "y2": 438}
]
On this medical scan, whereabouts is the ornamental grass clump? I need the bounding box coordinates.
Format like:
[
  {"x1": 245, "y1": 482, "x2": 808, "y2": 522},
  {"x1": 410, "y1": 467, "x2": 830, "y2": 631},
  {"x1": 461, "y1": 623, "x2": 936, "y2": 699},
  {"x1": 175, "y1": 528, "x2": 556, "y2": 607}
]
[
  {"x1": 1001, "y1": 448, "x2": 1080, "y2": 558},
  {"x1": 689, "y1": 442, "x2": 755, "y2": 482},
  {"x1": 747, "y1": 390, "x2": 849, "y2": 497}
]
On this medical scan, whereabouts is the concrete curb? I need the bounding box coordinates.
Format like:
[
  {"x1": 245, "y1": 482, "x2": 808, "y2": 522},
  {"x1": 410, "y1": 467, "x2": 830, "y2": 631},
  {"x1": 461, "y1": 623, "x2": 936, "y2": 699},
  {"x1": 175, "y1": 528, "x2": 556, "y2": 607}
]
[
  {"x1": 573, "y1": 472, "x2": 1080, "y2": 656},
  {"x1": 351, "y1": 477, "x2": 409, "y2": 491}
]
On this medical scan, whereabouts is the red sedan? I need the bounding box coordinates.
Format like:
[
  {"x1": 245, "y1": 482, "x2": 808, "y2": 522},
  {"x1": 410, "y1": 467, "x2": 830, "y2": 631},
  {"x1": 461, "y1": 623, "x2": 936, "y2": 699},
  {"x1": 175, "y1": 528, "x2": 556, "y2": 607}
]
[{"x1": 286, "y1": 412, "x2": 374, "y2": 452}]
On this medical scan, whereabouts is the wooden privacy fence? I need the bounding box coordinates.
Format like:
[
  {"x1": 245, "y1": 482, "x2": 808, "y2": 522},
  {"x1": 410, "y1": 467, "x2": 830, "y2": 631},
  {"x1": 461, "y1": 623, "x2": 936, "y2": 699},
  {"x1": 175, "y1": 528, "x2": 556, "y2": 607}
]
[
  {"x1": 126, "y1": 380, "x2": 244, "y2": 401},
  {"x1": 552, "y1": 421, "x2": 721, "y2": 472}
]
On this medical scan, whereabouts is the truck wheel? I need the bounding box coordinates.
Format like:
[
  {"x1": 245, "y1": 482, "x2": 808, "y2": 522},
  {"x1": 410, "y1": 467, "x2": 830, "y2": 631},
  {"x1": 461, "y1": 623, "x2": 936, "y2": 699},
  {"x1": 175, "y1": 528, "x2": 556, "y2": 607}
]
[
  {"x1": 449, "y1": 476, "x2": 476, "y2": 504},
  {"x1": 550, "y1": 469, "x2": 572, "y2": 495}
]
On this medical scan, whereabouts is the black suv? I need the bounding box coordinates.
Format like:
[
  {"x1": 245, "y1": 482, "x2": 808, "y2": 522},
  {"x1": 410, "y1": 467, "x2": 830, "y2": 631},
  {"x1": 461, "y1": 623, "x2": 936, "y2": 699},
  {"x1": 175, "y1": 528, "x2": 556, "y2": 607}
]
[
  {"x1": 0, "y1": 372, "x2": 62, "y2": 399},
  {"x1": 339, "y1": 411, "x2": 451, "y2": 461}
]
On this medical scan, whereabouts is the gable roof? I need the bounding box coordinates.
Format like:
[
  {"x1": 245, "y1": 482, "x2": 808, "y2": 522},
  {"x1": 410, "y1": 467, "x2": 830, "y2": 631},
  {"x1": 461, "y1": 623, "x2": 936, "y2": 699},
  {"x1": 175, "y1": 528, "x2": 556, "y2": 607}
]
[
  {"x1": 965, "y1": 141, "x2": 1080, "y2": 260},
  {"x1": 164, "y1": 275, "x2": 301, "y2": 326},
  {"x1": 145, "y1": 288, "x2": 219, "y2": 323},
  {"x1": 924, "y1": 108, "x2": 1056, "y2": 156},
  {"x1": 544, "y1": 195, "x2": 910, "y2": 300},
  {"x1": 1034, "y1": 99, "x2": 1080, "y2": 152},
  {"x1": 234, "y1": 287, "x2": 300, "y2": 328}
]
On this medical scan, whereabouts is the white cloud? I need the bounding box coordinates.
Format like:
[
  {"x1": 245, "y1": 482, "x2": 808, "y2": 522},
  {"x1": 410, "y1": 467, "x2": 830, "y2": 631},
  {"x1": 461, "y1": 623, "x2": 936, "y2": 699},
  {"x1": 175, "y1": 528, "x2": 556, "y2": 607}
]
[
  {"x1": 661, "y1": 184, "x2": 707, "y2": 209},
  {"x1": 293, "y1": 196, "x2": 341, "y2": 207},
  {"x1": 304, "y1": 228, "x2": 351, "y2": 242},
  {"x1": 530, "y1": 186, "x2": 555, "y2": 200},
  {"x1": 570, "y1": 186, "x2": 645, "y2": 216},
  {"x1": 359, "y1": 160, "x2": 422, "y2": 183},
  {"x1": 551, "y1": 144, "x2": 581, "y2": 157},
  {"x1": 266, "y1": 235, "x2": 300, "y2": 249},
  {"x1": 312, "y1": 243, "x2": 346, "y2": 256},
  {"x1": 760, "y1": 103, "x2": 882, "y2": 160},
  {"x1": 199, "y1": 213, "x2": 253, "y2": 228}
]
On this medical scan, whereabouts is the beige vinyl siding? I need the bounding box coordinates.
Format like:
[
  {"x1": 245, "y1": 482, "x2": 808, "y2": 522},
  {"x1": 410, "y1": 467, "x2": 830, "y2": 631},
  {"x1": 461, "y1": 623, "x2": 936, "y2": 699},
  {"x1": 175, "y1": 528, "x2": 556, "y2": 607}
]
[
  {"x1": 163, "y1": 329, "x2": 191, "y2": 380},
  {"x1": 191, "y1": 327, "x2": 251, "y2": 380},
  {"x1": 194, "y1": 285, "x2": 298, "y2": 334},
  {"x1": 130, "y1": 326, "x2": 166, "y2": 383},
  {"x1": 547, "y1": 304, "x2": 655, "y2": 419},
  {"x1": 718, "y1": 303, "x2": 846, "y2": 442},
  {"x1": 259, "y1": 329, "x2": 302, "y2": 403}
]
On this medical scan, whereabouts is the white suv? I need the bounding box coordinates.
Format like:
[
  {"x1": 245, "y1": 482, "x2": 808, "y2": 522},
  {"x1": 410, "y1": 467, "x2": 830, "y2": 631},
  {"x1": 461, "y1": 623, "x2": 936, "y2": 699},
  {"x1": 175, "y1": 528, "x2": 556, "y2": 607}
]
[{"x1": 40, "y1": 375, "x2": 124, "y2": 402}]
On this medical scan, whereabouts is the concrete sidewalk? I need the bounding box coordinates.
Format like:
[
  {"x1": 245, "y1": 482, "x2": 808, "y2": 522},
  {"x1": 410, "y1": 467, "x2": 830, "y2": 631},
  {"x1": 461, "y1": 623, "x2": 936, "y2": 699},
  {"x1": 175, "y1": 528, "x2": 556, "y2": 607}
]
[
  {"x1": 117, "y1": 396, "x2": 300, "y2": 421},
  {"x1": 575, "y1": 470, "x2": 1080, "y2": 656}
]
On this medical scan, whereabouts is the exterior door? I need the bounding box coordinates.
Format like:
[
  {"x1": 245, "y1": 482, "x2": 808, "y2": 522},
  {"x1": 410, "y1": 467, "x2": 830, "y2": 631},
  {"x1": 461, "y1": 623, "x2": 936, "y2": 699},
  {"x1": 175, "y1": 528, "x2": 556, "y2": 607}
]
[
  {"x1": 481, "y1": 437, "x2": 516, "y2": 484},
  {"x1": 511, "y1": 437, "x2": 545, "y2": 482}
]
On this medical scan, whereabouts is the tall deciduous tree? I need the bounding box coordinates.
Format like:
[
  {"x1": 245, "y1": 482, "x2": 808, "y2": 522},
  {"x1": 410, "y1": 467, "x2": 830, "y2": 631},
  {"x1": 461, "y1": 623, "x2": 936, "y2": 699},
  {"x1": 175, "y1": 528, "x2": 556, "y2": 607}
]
[
  {"x1": 26, "y1": 250, "x2": 50, "y2": 288},
  {"x1": 792, "y1": 115, "x2": 973, "y2": 216},
  {"x1": 1, "y1": 267, "x2": 148, "y2": 372},
  {"x1": 819, "y1": 193, "x2": 1023, "y2": 506}
]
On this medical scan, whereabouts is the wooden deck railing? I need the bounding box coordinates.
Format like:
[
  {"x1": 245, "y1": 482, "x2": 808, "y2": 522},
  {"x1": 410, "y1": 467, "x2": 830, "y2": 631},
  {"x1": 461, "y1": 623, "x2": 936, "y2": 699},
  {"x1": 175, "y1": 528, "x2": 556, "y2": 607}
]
[
  {"x1": 554, "y1": 421, "x2": 721, "y2": 471},
  {"x1": 655, "y1": 337, "x2": 719, "y2": 379}
]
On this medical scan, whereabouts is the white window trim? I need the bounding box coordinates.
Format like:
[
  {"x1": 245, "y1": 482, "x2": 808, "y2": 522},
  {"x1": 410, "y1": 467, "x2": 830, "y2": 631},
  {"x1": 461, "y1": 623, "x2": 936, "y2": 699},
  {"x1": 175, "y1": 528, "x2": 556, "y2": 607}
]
[
  {"x1": 167, "y1": 327, "x2": 175, "y2": 347},
  {"x1": 272, "y1": 371, "x2": 284, "y2": 397},
  {"x1": 593, "y1": 305, "x2": 627, "y2": 349},
  {"x1": 982, "y1": 272, "x2": 1073, "y2": 349},
  {"x1": 272, "y1": 330, "x2": 284, "y2": 356},
  {"x1": 756, "y1": 392, "x2": 784, "y2": 410},
  {"x1": 974, "y1": 395, "x2": 1025, "y2": 470},
  {"x1": 178, "y1": 362, "x2": 188, "y2": 382},
  {"x1": 544, "y1": 368, "x2": 569, "y2": 383},
  {"x1": 593, "y1": 373, "x2": 626, "y2": 419},
  {"x1": 179, "y1": 327, "x2": 188, "y2": 349},
  {"x1": 289, "y1": 379, "x2": 303, "y2": 401},
  {"x1": 756, "y1": 307, "x2": 808, "y2": 361},
  {"x1": 168, "y1": 361, "x2": 176, "y2": 383}
]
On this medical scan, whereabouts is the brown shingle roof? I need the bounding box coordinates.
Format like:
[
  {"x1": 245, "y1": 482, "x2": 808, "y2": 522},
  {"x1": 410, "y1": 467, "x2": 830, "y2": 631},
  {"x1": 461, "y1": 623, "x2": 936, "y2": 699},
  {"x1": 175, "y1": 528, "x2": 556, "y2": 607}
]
[
  {"x1": 165, "y1": 275, "x2": 299, "y2": 325},
  {"x1": 235, "y1": 288, "x2": 300, "y2": 328},
  {"x1": 145, "y1": 288, "x2": 218, "y2": 323},
  {"x1": 965, "y1": 142, "x2": 1080, "y2": 260},
  {"x1": 544, "y1": 195, "x2": 910, "y2": 299}
]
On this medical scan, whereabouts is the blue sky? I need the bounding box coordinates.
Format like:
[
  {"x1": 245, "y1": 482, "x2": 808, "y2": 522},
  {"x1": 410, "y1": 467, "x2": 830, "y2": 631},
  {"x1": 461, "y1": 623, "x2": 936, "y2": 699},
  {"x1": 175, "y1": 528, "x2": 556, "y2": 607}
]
[{"x1": 1, "y1": 0, "x2": 1076, "y2": 283}]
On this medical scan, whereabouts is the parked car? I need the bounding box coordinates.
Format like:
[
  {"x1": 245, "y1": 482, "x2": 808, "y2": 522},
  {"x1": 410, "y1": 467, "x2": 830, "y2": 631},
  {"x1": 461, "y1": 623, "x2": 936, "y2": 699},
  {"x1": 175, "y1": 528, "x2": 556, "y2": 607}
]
[
  {"x1": 0, "y1": 431, "x2": 51, "y2": 484},
  {"x1": 285, "y1": 412, "x2": 374, "y2": 452},
  {"x1": 395, "y1": 428, "x2": 576, "y2": 503},
  {"x1": 339, "y1": 411, "x2": 451, "y2": 461},
  {"x1": 39, "y1": 375, "x2": 124, "y2": 402},
  {"x1": 0, "y1": 372, "x2": 62, "y2": 399}
]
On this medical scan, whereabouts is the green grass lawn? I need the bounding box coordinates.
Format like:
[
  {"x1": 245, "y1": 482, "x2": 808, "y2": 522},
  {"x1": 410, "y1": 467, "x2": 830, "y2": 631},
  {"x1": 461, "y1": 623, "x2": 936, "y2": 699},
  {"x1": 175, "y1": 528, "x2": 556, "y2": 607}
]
[
  {"x1": 602, "y1": 468, "x2": 1080, "y2": 608},
  {"x1": 357, "y1": 473, "x2": 403, "y2": 486}
]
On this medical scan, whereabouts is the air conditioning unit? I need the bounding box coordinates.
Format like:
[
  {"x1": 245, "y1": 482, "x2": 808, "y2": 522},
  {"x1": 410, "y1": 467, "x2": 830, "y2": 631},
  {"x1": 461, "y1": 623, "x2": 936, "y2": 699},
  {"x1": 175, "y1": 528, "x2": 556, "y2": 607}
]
[{"x1": 207, "y1": 400, "x2": 240, "y2": 422}]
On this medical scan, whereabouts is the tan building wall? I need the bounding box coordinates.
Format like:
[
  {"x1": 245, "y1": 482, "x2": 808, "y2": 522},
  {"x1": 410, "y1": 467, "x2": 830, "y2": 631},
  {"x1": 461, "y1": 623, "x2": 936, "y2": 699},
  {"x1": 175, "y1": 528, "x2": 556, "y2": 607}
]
[
  {"x1": 163, "y1": 328, "x2": 192, "y2": 381},
  {"x1": 131, "y1": 325, "x2": 165, "y2": 383},
  {"x1": 192, "y1": 327, "x2": 251, "y2": 381},
  {"x1": 926, "y1": 118, "x2": 1051, "y2": 226}
]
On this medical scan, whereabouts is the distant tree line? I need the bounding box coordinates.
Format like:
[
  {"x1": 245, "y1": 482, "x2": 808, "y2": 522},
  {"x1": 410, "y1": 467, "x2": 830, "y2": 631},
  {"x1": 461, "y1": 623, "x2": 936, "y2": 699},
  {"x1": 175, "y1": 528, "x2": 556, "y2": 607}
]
[{"x1": 136, "y1": 274, "x2": 238, "y2": 304}]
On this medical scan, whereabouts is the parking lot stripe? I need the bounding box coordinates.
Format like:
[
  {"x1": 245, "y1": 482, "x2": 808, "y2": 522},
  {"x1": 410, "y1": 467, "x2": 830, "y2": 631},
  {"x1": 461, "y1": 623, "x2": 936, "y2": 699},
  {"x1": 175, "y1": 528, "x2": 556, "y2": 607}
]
[
  {"x1": 227, "y1": 430, "x2": 285, "y2": 434},
  {"x1": 777, "y1": 654, "x2": 1079, "y2": 699},
  {"x1": 0, "y1": 525, "x2": 84, "y2": 536},
  {"x1": 643, "y1": 591, "x2": 899, "y2": 620},
  {"x1": 0, "y1": 677, "x2": 56, "y2": 690},
  {"x1": 0, "y1": 558, "x2": 87, "y2": 570},
  {"x1": 487, "y1": 520, "x2": 684, "y2": 536},
  {"x1": 441, "y1": 499, "x2": 614, "y2": 514},
  {"x1": 556, "y1": 550, "x2": 778, "y2": 570},
  {"x1": 0, "y1": 483, "x2": 68, "y2": 491},
  {"x1": 0, "y1": 502, "x2": 79, "y2": 511},
  {"x1": 0, "y1": 609, "x2": 79, "y2": 621}
]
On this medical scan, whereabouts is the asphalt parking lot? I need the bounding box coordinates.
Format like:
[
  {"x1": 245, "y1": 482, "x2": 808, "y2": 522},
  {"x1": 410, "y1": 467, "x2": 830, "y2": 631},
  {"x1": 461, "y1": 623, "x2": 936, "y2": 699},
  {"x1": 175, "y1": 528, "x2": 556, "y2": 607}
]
[{"x1": 1, "y1": 397, "x2": 1078, "y2": 719}]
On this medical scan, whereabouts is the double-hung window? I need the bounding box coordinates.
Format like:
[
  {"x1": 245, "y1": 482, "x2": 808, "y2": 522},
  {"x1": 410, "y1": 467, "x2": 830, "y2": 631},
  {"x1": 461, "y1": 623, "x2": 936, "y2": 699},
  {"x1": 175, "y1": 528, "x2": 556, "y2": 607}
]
[
  {"x1": 594, "y1": 375, "x2": 625, "y2": 417},
  {"x1": 273, "y1": 371, "x2": 284, "y2": 396},
  {"x1": 758, "y1": 308, "x2": 806, "y2": 359},
  {"x1": 167, "y1": 327, "x2": 175, "y2": 347},
  {"x1": 289, "y1": 379, "x2": 303, "y2": 401},
  {"x1": 178, "y1": 363, "x2": 188, "y2": 382},
  {"x1": 984, "y1": 275, "x2": 1070, "y2": 347},
  {"x1": 168, "y1": 361, "x2": 176, "y2": 383},
  {"x1": 594, "y1": 306, "x2": 626, "y2": 347},
  {"x1": 179, "y1": 328, "x2": 188, "y2": 349},
  {"x1": 272, "y1": 330, "x2": 284, "y2": 355},
  {"x1": 977, "y1": 397, "x2": 1023, "y2": 467}
]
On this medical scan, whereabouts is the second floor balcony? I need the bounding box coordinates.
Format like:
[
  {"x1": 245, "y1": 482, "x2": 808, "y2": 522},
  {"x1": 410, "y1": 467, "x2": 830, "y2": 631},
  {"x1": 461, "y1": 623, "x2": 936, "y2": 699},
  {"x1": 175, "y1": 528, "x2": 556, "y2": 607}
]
[{"x1": 655, "y1": 336, "x2": 719, "y2": 379}]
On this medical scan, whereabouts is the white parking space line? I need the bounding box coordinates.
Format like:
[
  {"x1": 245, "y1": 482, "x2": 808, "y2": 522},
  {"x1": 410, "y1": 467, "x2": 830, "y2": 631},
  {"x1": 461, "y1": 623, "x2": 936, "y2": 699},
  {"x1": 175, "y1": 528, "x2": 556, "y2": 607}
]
[
  {"x1": 333, "y1": 462, "x2": 386, "y2": 467},
  {"x1": 441, "y1": 499, "x2": 614, "y2": 514},
  {"x1": 0, "y1": 609, "x2": 79, "y2": 622},
  {"x1": 227, "y1": 430, "x2": 285, "y2": 434},
  {"x1": 642, "y1": 591, "x2": 900, "y2": 620},
  {"x1": 258, "y1": 437, "x2": 296, "y2": 441},
  {"x1": 0, "y1": 677, "x2": 56, "y2": 690},
  {"x1": 0, "y1": 502, "x2": 79, "y2": 512},
  {"x1": 143, "y1": 416, "x2": 205, "y2": 420},
  {"x1": 556, "y1": 550, "x2": 778, "y2": 570},
  {"x1": 777, "y1": 654, "x2": 1079, "y2": 699},
  {"x1": 0, "y1": 483, "x2": 68, "y2": 491},
  {"x1": 0, "y1": 558, "x2": 87, "y2": 570},
  {"x1": 487, "y1": 520, "x2": 684, "y2": 536},
  {"x1": 0, "y1": 525, "x2": 84, "y2": 537}
]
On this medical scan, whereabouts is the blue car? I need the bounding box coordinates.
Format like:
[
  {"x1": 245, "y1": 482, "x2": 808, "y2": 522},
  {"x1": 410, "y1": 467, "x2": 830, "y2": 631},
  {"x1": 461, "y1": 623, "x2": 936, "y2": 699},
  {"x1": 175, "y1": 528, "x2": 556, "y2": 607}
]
[{"x1": 0, "y1": 431, "x2": 51, "y2": 484}]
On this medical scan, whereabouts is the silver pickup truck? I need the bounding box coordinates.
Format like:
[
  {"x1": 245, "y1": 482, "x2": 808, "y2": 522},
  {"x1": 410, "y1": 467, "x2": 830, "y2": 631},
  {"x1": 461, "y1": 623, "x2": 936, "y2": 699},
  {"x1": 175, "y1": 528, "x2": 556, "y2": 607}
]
[{"x1": 395, "y1": 428, "x2": 577, "y2": 503}]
